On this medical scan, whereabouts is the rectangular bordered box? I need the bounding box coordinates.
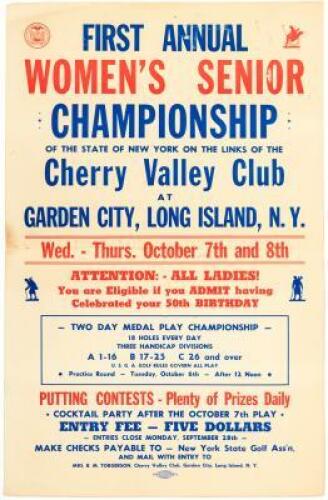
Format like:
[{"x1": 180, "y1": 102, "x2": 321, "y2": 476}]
[{"x1": 40, "y1": 314, "x2": 290, "y2": 386}]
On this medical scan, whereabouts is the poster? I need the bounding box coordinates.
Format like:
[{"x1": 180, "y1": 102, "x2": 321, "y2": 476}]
[{"x1": 5, "y1": 1, "x2": 324, "y2": 496}]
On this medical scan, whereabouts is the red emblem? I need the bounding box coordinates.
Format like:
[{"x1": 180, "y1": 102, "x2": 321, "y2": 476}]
[{"x1": 24, "y1": 23, "x2": 50, "y2": 48}]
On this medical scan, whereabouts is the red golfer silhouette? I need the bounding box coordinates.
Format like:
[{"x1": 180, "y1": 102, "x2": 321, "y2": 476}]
[{"x1": 284, "y1": 26, "x2": 304, "y2": 48}]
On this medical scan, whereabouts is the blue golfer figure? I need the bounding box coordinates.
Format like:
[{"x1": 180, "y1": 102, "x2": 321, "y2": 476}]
[
  {"x1": 25, "y1": 277, "x2": 39, "y2": 302},
  {"x1": 290, "y1": 275, "x2": 304, "y2": 302}
]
